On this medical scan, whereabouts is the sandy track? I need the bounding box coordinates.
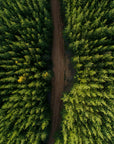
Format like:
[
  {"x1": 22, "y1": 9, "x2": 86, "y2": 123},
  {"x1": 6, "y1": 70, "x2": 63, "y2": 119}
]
[{"x1": 48, "y1": 0, "x2": 65, "y2": 143}]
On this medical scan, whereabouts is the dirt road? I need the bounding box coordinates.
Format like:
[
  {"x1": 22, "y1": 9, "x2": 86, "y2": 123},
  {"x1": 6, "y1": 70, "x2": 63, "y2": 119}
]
[{"x1": 48, "y1": 0, "x2": 65, "y2": 143}]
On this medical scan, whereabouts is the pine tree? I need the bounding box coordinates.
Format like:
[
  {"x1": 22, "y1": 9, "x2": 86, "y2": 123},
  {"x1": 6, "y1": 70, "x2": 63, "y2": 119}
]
[
  {"x1": 55, "y1": 0, "x2": 114, "y2": 144},
  {"x1": 0, "y1": 0, "x2": 52, "y2": 143}
]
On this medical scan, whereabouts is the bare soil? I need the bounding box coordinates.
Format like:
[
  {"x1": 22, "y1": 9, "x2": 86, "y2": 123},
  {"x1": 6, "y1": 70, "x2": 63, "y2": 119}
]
[
  {"x1": 48, "y1": 0, "x2": 65, "y2": 143},
  {"x1": 48, "y1": 0, "x2": 74, "y2": 143}
]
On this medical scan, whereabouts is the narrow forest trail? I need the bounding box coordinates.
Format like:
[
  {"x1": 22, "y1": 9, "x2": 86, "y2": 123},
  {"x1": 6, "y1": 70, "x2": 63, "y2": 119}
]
[{"x1": 48, "y1": 0, "x2": 65, "y2": 143}]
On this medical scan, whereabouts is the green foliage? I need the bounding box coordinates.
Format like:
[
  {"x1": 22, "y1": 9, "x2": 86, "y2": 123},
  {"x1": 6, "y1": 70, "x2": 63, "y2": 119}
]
[
  {"x1": 0, "y1": 0, "x2": 52, "y2": 143},
  {"x1": 56, "y1": 0, "x2": 114, "y2": 144}
]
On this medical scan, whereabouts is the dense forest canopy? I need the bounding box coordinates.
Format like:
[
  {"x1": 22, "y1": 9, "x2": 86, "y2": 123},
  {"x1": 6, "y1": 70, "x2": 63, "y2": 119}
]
[
  {"x1": 0, "y1": 0, "x2": 113, "y2": 144},
  {"x1": 55, "y1": 0, "x2": 114, "y2": 144},
  {"x1": 0, "y1": 0, "x2": 52, "y2": 143}
]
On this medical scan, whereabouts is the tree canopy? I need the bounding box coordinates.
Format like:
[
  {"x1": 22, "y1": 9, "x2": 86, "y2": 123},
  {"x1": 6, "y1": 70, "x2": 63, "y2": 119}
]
[
  {"x1": 55, "y1": 0, "x2": 114, "y2": 143},
  {"x1": 0, "y1": 0, "x2": 52, "y2": 143}
]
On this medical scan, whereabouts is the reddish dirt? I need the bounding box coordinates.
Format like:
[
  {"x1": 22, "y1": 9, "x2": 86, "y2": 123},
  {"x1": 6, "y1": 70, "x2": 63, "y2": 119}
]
[{"x1": 48, "y1": 0, "x2": 65, "y2": 143}]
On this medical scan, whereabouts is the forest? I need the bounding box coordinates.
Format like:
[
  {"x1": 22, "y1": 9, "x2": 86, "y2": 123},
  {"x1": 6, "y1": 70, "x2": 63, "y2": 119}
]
[
  {"x1": 0, "y1": 0, "x2": 113, "y2": 144},
  {"x1": 0, "y1": 0, "x2": 52, "y2": 143},
  {"x1": 55, "y1": 0, "x2": 114, "y2": 144}
]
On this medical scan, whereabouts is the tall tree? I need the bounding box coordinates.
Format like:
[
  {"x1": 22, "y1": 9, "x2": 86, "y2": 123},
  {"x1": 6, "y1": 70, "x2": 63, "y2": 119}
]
[
  {"x1": 55, "y1": 0, "x2": 114, "y2": 143},
  {"x1": 0, "y1": 0, "x2": 52, "y2": 143}
]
